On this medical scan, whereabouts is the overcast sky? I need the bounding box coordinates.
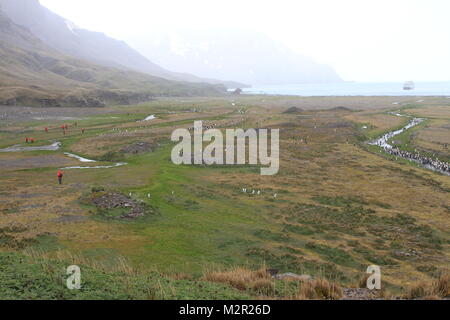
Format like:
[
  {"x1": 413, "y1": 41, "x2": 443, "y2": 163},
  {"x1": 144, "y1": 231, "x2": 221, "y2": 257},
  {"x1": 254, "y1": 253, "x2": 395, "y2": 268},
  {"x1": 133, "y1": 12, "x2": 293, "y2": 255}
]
[{"x1": 40, "y1": 0, "x2": 450, "y2": 82}]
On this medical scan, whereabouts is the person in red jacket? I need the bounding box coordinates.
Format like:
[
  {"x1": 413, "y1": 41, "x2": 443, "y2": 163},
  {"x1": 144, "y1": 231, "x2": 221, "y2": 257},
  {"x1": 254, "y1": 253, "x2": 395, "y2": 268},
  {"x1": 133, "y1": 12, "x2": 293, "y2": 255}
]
[
  {"x1": 25, "y1": 137, "x2": 29, "y2": 143},
  {"x1": 57, "y1": 170, "x2": 64, "y2": 185}
]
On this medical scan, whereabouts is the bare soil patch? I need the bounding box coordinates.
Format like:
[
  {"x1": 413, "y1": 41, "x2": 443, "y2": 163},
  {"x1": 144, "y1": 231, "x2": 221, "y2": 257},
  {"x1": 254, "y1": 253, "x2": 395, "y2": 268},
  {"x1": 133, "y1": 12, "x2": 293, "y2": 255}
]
[
  {"x1": 121, "y1": 141, "x2": 159, "y2": 154},
  {"x1": 0, "y1": 155, "x2": 71, "y2": 169}
]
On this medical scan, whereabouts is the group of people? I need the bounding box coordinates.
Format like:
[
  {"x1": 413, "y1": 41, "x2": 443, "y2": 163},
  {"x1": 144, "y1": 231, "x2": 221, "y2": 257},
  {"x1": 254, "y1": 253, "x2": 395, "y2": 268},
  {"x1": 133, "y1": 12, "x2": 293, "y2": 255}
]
[
  {"x1": 387, "y1": 147, "x2": 450, "y2": 174},
  {"x1": 43, "y1": 123, "x2": 84, "y2": 135},
  {"x1": 26, "y1": 124, "x2": 85, "y2": 144}
]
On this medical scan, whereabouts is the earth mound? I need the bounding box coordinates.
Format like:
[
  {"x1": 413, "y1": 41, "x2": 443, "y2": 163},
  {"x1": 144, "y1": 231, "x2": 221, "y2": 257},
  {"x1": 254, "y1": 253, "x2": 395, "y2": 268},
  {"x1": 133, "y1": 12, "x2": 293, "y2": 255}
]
[
  {"x1": 283, "y1": 107, "x2": 305, "y2": 114},
  {"x1": 330, "y1": 106, "x2": 352, "y2": 112}
]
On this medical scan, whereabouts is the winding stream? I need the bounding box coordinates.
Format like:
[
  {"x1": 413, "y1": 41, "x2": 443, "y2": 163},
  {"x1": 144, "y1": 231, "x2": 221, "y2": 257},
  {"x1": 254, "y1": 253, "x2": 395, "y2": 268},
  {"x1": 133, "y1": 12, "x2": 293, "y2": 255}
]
[
  {"x1": 0, "y1": 142, "x2": 61, "y2": 152},
  {"x1": 61, "y1": 152, "x2": 127, "y2": 170},
  {"x1": 64, "y1": 152, "x2": 96, "y2": 163},
  {"x1": 1, "y1": 113, "x2": 447, "y2": 175},
  {"x1": 137, "y1": 114, "x2": 156, "y2": 122},
  {"x1": 370, "y1": 113, "x2": 449, "y2": 175},
  {"x1": 61, "y1": 162, "x2": 128, "y2": 170},
  {"x1": 0, "y1": 141, "x2": 127, "y2": 170}
]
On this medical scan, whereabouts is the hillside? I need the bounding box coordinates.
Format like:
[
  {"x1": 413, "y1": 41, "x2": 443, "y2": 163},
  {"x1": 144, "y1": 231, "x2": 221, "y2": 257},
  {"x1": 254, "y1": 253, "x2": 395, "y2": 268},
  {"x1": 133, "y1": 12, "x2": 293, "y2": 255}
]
[
  {"x1": 0, "y1": 0, "x2": 246, "y2": 89},
  {"x1": 0, "y1": 8, "x2": 225, "y2": 107}
]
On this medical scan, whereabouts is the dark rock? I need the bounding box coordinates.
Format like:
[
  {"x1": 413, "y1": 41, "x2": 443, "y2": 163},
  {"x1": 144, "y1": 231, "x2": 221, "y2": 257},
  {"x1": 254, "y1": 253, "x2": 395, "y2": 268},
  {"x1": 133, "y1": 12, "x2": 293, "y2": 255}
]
[
  {"x1": 342, "y1": 288, "x2": 381, "y2": 300},
  {"x1": 266, "y1": 269, "x2": 279, "y2": 276}
]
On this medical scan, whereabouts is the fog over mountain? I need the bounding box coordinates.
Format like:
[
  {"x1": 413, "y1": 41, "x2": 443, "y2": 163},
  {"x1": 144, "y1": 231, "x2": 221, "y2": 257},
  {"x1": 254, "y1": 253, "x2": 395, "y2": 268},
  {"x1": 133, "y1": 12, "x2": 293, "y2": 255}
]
[
  {"x1": 0, "y1": 0, "x2": 244, "y2": 88},
  {"x1": 129, "y1": 29, "x2": 343, "y2": 86},
  {"x1": 1, "y1": 0, "x2": 343, "y2": 87},
  {"x1": 0, "y1": 1, "x2": 225, "y2": 107}
]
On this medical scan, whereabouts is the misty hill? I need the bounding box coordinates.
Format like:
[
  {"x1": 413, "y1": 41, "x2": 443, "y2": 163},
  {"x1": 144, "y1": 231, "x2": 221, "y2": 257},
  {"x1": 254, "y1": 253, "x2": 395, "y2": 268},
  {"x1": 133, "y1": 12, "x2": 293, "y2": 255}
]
[
  {"x1": 129, "y1": 29, "x2": 343, "y2": 86},
  {"x1": 0, "y1": 8, "x2": 225, "y2": 107},
  {"x1": 0, "y1": 0, "x2": 245, "y2": 89}
]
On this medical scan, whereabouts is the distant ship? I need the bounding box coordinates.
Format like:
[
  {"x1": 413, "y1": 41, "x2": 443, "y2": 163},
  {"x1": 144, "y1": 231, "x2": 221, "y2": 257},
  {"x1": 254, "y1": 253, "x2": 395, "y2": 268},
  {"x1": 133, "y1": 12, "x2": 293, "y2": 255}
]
[{"x1": 403, "y1": 81, "x2": 415, "y2": 90}]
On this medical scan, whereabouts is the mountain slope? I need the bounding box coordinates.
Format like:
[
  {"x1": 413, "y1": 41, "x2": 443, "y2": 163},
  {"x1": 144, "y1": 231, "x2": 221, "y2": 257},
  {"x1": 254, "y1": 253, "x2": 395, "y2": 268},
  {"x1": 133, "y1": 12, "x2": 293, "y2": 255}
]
[
  {"x1": 0, "y1": 8, "x2": 225, "y2": 107},
  {"x1": 0, "y1": 0, "x2": 246, "y2": 88},
  {"x1": 131, "y1": 29, "x2": 343, "y2": 86}
]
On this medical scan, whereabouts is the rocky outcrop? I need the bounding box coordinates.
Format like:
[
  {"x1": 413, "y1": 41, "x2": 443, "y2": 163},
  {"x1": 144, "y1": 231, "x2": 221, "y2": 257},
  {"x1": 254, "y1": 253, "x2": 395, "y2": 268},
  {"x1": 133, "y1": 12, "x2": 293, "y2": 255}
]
[
  {"x1": 92, "y1": 192, "x2": 149, "y2": 219},
  {"x1": 62, "y1": 95, "x2": 105, "y2": 108}
]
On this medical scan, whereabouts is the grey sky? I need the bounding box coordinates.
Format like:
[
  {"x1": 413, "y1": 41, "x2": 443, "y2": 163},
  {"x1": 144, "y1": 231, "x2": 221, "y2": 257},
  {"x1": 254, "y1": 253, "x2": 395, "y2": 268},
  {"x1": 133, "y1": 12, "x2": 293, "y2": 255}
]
[{"x1": 40, "y1": 0, "x2": 450, "y2": 82}]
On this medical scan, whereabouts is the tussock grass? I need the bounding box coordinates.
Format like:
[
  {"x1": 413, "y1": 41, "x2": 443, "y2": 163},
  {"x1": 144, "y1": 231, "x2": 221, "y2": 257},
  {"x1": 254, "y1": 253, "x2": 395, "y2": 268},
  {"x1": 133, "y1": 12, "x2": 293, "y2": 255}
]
[
  {"x1": 293, "y1": 278, "x2": 343, "y2": 300},
  {"x1": 406, "y1": 272, "x2": 449, "y2": 300},
  {"x1": 203, "y1": 267, "x2": 271, "y2": 291},
  {"x1": 1, "y1": 250, "x2": 249, "y2": 300},
  {"x1": 22, "y1": 248, "x2": 147, "y2": 276},
  {"x1": 203, "y1": 266, "x2": 344, "y2": 300}
]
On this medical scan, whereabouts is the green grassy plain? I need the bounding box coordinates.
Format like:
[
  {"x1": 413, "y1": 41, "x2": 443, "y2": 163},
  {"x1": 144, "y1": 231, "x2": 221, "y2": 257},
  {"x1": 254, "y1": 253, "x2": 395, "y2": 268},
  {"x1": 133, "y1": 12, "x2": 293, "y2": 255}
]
[{"x1": 0, "y1": 96, "x2": 448, "y2": 299}]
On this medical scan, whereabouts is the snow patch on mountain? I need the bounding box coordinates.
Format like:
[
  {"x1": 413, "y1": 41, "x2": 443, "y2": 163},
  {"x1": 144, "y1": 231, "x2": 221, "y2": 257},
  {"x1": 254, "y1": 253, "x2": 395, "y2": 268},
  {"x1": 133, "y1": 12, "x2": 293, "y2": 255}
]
[{"x1": 65, "y1": 20, "x2": 78, "y2": 36}]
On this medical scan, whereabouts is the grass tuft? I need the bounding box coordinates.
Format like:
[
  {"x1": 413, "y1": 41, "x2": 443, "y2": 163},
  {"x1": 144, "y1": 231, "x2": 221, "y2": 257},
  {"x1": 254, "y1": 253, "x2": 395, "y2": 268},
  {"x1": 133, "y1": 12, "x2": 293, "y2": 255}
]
[
  {"x1": 203, "y1": 267, "x2": 272, "y2": 292},
  {"x1": 293, "y1": 278, "x2": 343, "y2": 300}
]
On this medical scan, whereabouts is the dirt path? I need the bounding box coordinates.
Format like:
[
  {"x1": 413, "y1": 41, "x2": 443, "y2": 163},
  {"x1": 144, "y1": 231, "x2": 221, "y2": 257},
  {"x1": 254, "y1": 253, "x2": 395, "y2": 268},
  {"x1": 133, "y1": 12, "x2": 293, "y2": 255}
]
[{"x1": 0, "y1": 155, "x2": 72, "y2": 169}]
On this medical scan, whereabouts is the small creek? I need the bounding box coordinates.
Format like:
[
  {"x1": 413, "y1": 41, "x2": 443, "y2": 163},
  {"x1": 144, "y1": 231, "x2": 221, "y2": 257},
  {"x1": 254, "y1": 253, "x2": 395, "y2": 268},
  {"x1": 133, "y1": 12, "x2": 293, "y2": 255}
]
[
  {"x1": 0, "y1": 141, "x2": 127, "y2": 170},
  {"x1": 369, "y1": 112, "x2": 449, "y2": 175}
]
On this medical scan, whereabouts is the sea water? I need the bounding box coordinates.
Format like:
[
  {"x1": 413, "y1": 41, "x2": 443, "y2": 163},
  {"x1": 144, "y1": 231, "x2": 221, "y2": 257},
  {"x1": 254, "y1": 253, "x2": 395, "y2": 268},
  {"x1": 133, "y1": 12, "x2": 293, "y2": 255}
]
[{"x1": 242, "y1": 82, "x2": 450, "y2": 96}]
